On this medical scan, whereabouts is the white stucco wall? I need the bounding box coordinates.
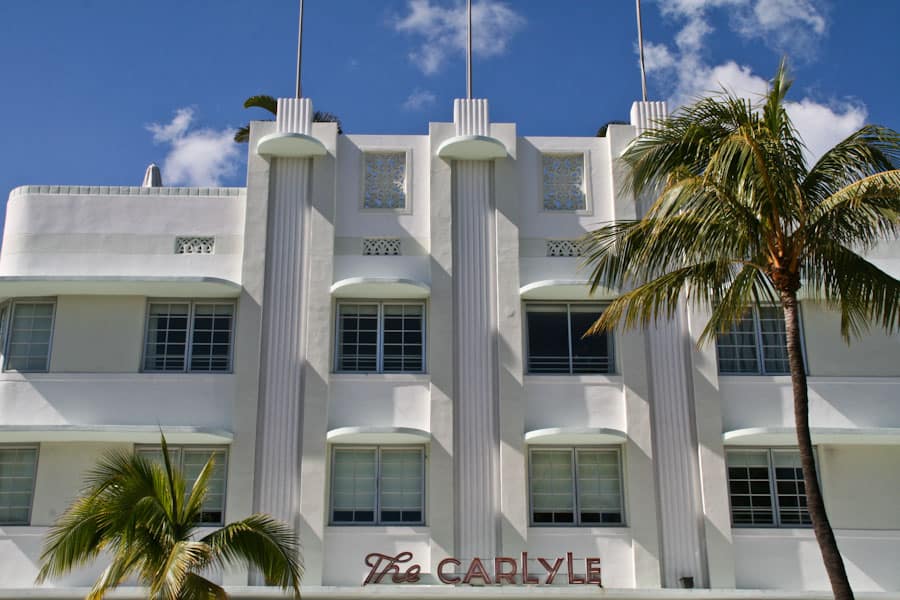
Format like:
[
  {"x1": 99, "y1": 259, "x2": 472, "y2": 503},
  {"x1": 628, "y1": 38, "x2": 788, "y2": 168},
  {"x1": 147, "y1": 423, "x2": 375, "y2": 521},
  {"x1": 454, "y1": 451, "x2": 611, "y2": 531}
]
[
  {"x1": 328, "y1": 376, "x2": 431, "y2": 432},
  {"x1": 801, "y1": 302, "x2": 900, "y2": 377},
  {"x1": 523, "y1": 377, "x2": 626, "y2": 433},
  {"x1": 49, "y1": 296, "x2": 145, "y2": 372},
  {"x1": 1, "y1": 187, "x2": 245, "y2": 283}
]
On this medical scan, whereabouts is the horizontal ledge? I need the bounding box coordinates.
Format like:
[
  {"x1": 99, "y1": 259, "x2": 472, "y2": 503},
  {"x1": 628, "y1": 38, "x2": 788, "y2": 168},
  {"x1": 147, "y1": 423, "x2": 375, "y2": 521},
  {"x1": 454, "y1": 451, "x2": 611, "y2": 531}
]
[
  {"x1": 257, "y1": 132, "x2": 327, "y2": 157},
  {"x1": 437, "y1": 135, "x2": 508, "y2": 160},
  {"x1": 331, "y1": 277, "x2": 430, "y2": 299},
  {"x1": 525, "y1": 427, "x2": 627, "y2": 445},
  {"x1": 0, "y1": 588, "x2": 891, "y2": 600},
  {"x1": 0, "y1": 425, "x2": 233, "y2": 444},
  {"x1": 0, "y1": 275, "x2": 241, "y2": 299},
  {"x1": 723, "y1": 427, "x2": 900, "y2": 446},
  {"x1": 327, "y1": 427, "x2": 432, "y2": 445},
  {"x1": 520, "y1": 279, "x2": 599, "y2": 300}
]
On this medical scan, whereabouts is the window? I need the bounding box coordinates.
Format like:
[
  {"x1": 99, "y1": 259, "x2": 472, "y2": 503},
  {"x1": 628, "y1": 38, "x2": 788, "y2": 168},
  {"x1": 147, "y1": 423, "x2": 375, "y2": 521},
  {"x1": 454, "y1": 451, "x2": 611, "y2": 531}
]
[
  {"x1": 136, "y1": 446, "x2": 228, "y2": 525},
  {"x1": 143, "y1": 301, "x2": 234, "y2": 372},
  {"x1": 335, "y1": 302, "x2": 424, "y2": 373},
  {"x1": 0, "y1": 446, "x2": 38, "y2": 525},
  {"x1": 330, "y1": 446, "x2": 424, "y2": 525},
  {"x1": 525, "y1": 304, "x2": 613, "y2": 374},
  {"x1": 716, "y1": 305, "x2": 793, "y2": 374},
  {"x1": 727, "y1": 449, "x2": 812, "y2": 527},
  {"x1": 529, "y1": 448, "x2": 624, "y2": 526},
  {"x1": 363, "y1": 151, "x2": 407, "y2": 209},
  {"x1": 2, "y1": 301, "x2": 55, "y2": 372},
  {"x1": 542, "y1": 153, "x2": 586, "y2": 211}
]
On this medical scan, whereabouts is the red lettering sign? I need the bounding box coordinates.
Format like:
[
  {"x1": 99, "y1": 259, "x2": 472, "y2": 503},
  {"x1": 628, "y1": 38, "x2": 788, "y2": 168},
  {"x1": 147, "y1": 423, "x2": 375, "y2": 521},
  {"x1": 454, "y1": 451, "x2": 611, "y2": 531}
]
[{"x1": 362, "y1": 551, "x2": 602, "y2": 587}]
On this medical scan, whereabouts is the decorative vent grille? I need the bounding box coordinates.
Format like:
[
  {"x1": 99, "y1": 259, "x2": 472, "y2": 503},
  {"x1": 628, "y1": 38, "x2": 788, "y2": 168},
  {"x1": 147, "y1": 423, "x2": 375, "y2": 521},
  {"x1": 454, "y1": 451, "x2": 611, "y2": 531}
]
[
  {"x1": 175, "y1": 236, "x2": 215, "y2": 255},
  {"x1": 363, "y1": 238, "x2": 402, "y2": 256},
  {"x1": 542, "y1": 154, "x2": 586, "y2": 211},
  {"x1": 364, "y1": 152, "x2": 407, "y2": 209},
  {"x1": 546, "y1": 239, "x2": 583, "y2": 257}
]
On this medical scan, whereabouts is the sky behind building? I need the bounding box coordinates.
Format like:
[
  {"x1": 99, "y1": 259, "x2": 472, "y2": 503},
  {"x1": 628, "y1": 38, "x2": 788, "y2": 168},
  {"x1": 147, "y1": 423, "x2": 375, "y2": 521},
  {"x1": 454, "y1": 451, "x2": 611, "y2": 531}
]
[{"x1": 0, "y1": 0, "x2": 898, "y2": 201}]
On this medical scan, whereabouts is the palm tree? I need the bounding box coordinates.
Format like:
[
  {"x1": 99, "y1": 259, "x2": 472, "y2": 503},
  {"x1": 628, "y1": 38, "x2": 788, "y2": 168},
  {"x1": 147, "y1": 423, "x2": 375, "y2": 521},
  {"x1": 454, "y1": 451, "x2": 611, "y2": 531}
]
[
  {"x1": 583, "y1": 61, "x2": 900, "y2": 600},
  {"x1": 37, "y1": 435, "x2": 302, "y2": 599},
  {"x1": 234, "y1": 94, "x2": 342, "y2": 142}
]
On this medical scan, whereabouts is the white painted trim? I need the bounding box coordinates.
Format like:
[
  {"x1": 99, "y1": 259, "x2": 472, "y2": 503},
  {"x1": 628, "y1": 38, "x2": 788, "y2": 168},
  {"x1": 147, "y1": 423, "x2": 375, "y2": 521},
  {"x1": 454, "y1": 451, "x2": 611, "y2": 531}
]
[
  {"x1": 723, "y1": 427, "x2": 900, "y2": 446},
  {"x1": 436, "y1": 135, "x2": 507, "y2": 159},
  {"x1": 257, "y1": 132, "x2": 327, "y2": 157},
  {"x1": 331, "y1": 277, "x2": 430, "y2": 299},
  {"x1": 525, "y1": 427, "x2": 628, "y2": 445},
  {"x1": 0, "y1": 425, "x2": 233, "y2": 444},
  {"x1": 326, "y1": 426, "x2": 432, "y2": 444},
  {"x1": 0, "y1": 276, "x2": 241, "y2": 299}
]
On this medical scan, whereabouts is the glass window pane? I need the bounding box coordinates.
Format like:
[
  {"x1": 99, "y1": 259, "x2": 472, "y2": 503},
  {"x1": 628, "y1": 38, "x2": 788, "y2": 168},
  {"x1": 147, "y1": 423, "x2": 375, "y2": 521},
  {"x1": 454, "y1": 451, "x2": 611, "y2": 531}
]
[
  {"x1": 726, "y1": 451, "x2": 774, "y2": 526},
  {"x1": 336, "y1": 304, "x2": 379, "y2": 372},
  {"x1": 189, "y1": 303, "x2": 234, "y2": 372},
  {"x1": 716, "y1": 311, "x2": 759, "y2": 374},
  {"x1": 526, "y1": 306, "x2": 570, "y2": 374},
  {"x1": 569, "y1": 307, "x2": 611, "y2": 374},
  {"x1": 332, "y1": 449, "x2": 377, "y2": 523},
  {"x1": 382, "y1": 305, "x2": 424, "y2": 373},
  {"x1": 576, "y1": 449, "x2": 622, "y2": 525},
  {"x1": 379, "y1": 449, "x2": 424, "y2": 523},
  {"x1": 6, "y1": 303, "x2": 54, "y2": 372},
  {"x1": 0, "y1": 448, "x2": 37, "y2": 525},
  {"x1": 772, "y1": 450, "x2": 811, "y2": 526},
  {"x1": 143, "y1": 303, "x2": 190, "y2": 371},
  {"x1": 530, "y1": 450, "x2": 575, "y2": 524},
  {"x1": 758, "y1": 306, "x2": 790, "y2": 374}
]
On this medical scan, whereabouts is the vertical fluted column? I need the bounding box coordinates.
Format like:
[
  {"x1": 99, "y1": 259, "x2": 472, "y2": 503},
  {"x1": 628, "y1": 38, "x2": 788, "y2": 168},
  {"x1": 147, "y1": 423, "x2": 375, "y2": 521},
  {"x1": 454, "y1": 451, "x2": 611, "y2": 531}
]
[
  {"x1": 453, "y1": 160, "x2": 500, "y2": 562},
  {"x1": 253, "y1": 156, "x2": 310, "y2": 529},
  {"x1": 631, "y1": 100, "x2": 707, "y2": 587}
]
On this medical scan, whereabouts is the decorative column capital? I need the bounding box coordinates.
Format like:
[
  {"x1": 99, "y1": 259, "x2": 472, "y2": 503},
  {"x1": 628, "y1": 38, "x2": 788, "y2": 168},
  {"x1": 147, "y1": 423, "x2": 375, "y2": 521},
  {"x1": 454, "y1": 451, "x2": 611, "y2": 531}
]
[
  {"x1": 630, "y1": 101, "x2": 669, "y2": 136},
  {"x1": 257, "y1": 97, "x2": 327, "y2": 158}
]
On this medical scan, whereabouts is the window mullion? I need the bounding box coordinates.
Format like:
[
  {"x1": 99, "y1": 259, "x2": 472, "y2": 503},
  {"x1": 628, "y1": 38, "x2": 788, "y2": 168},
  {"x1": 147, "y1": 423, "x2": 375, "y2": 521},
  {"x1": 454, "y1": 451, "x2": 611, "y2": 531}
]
[
  {"x1": 374, "y1": 448, "x2": 382, "y2": 524},
  {"x1": 571, "y1": 449, "x2": 579, "y2": 526},
  {"x1": 754, "y1": 307, "x2": 765, "y2": 375},
  {"x1": 768, "y1": 449, "x2": 782, "y2": 527},
  {"x1": 376, "y1": 304, "x2": 384, "y2": 373},
  {"x1": 185, "y1": 301, "x2": 195, "y2": 373},
  {"x1": 566, "y1": 304, "x2": 574, "y2": 374}
]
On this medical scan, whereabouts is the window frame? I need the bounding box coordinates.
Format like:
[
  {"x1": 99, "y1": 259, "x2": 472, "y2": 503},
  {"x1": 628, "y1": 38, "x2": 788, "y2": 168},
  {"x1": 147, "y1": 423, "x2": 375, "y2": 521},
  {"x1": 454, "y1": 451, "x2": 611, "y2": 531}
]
[
  {"x1": 135, "y1": 444, "x2": 229, "y2": 526},
  {"x1": 0, "y1": 444, "x2": 40, "y2": 526},
  {"x1": 726, "y1": 447, "x2": 816, "y2": 529},
  {"x1": 328, "y1": 445, "x2": 426, "y2": 526},
  {"x1": 523, "y1": 302, "x2": 615, "y2": 375},
  {"x1": 716, "y1": 304, "x2": 806, "y2": 376},
  {"x1": 141, "y1": 299, "x2": 236, "y2": 374},
  {"x1": 0, "y1": 299, "x2": 57, "y2": 373},
  {"x1": 527, "y1": 446, "x2": 626, "y2": 528},
  {"x1": 332, "y1": 300, "x2": 426, "y2": 374}
]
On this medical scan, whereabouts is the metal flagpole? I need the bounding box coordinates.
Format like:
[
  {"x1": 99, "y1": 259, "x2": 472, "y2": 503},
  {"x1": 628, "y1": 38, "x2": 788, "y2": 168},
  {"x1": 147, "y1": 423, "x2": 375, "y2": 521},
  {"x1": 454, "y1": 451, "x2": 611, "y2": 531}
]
[
  {"x1": 466, "y1": 0, "x2": 472, "y2": 99},
  {"x1": 295, "y1": 0, "x2": 304, "y2": 98},
  {"x1": 636, "y1": 0, "x2": 648, "y2": 102}
]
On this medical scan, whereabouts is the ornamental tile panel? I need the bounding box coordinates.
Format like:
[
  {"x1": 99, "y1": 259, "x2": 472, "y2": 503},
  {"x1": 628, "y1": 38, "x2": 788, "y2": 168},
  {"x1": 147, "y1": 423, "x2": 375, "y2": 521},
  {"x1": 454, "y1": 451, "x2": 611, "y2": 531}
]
[
  {"x1": 364, "y1": 152, "x2": 406, "y2": 209},
  {"x1": 546, "y1": 239, "x2": 583, "y2": 257},
  {"x1": 362, "y1": 238, "x2": 402, "y2": 256},
  {"x1": 175, "y1": 236, "x2": 215, "y2": 254},
  {"x1": 542, "y1": 154, "x2": 586, "y2": 211}
]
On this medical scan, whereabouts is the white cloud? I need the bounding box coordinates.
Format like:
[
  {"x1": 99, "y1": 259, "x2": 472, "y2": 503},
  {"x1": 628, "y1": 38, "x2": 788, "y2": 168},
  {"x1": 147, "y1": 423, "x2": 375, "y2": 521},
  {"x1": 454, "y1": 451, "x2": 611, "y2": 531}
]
[
  {"x1": 392, "y1": 0, "x2": 525, "y2": 75},
  {"x1": 146, "y1": 108, "x2": 240, "y2": 187},
  {"x1": 786, "y1": 99, "x2": 867, "y2": 166},
  {"x1": 403, "y1": 88, "x2": 437, "y2": 111},
  {"x1": 642, "y1": 0, "x2": 862, "y2": 164},
  {"x1": 643, "y1": 42, "x2": 675, "y2": 73}
]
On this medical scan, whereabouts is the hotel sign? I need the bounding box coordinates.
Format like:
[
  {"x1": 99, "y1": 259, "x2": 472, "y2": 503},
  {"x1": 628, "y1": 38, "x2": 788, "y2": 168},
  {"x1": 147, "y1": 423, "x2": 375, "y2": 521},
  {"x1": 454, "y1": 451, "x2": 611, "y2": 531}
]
[{"x1": 363, "y1": 551, "x2": 602, "y2": 586}]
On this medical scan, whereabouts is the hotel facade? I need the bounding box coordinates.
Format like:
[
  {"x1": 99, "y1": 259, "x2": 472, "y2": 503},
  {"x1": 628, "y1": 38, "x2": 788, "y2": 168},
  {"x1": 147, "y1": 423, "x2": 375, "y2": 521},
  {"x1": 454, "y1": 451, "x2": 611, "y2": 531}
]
[{"x1": 0, "y1": 96, "x2": 898, "y2": 598}]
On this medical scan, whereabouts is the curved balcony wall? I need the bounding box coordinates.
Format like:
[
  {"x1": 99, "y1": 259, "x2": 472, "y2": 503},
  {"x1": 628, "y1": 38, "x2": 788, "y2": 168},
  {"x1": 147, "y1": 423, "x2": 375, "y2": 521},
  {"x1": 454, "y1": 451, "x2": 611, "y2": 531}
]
[{"x1": 1, "y1": 186, "x2": 246, "y2": 283}]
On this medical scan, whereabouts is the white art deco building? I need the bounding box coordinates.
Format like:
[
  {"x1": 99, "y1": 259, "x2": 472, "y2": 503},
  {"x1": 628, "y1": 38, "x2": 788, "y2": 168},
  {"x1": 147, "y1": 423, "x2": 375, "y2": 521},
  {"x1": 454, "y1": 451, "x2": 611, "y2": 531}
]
[{"x1": 0, "y1": 95, "x2": 898, "y2": 598}]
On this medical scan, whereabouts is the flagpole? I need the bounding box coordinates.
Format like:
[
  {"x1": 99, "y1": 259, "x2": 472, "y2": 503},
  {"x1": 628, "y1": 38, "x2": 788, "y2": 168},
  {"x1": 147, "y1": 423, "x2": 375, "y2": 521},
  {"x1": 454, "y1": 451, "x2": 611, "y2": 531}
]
[
  {"x1": 636, "y1": 0, "x2": 648, "y2": 102},
  {"x1": 295, "y1": 0, "x2": 304, "y2": 98},
  {"x1": 466, "y1": 0, "x2": 472, "y2": 99}
]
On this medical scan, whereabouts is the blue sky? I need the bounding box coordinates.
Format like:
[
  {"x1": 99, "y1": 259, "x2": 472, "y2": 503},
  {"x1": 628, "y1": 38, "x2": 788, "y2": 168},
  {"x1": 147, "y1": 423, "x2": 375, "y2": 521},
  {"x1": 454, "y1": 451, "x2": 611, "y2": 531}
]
[{"x1": 1, "y1": 0, "x2": 898, "y2": 204}]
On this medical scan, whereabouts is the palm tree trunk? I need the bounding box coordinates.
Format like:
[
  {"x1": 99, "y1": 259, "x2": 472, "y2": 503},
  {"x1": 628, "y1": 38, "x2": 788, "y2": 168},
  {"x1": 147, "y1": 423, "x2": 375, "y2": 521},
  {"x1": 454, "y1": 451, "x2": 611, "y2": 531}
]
[{"x1": 781, "y1": 291, "x2": 854, "y2": 600}]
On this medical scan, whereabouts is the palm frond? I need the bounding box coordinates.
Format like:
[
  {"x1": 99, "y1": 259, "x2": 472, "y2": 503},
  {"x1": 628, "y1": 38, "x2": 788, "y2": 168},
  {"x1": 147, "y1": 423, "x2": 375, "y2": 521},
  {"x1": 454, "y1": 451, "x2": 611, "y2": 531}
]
[
  {"x1": 243, "y1": 95, "x2": 278, "y2": 115},
  {"x1": 150, "y1": 540, "x2": 211, "y2": 600},
  {"x1": 234, "y1": 125, "x2": 250, "y2": 143},
  {"x1": 178, "y1": 572, "x2": 228, "y2": 600},
  {"x1": 202, "y1": 514, "x2": 302, "y2": 598}
]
